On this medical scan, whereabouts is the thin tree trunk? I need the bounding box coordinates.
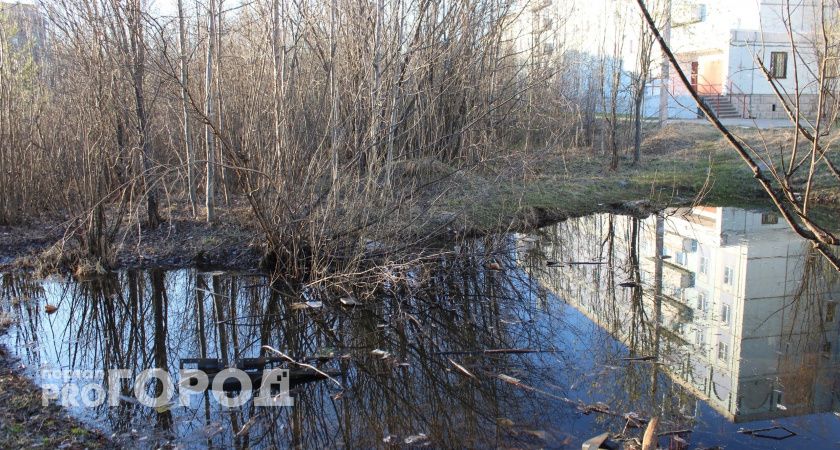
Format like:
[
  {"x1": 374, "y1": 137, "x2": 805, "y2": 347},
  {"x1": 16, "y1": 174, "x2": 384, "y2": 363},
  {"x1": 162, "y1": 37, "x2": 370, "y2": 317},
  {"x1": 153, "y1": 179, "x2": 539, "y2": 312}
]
[
  {"x1": 384, "y1": 0, "x2": 403, "y2": 189},
  {"x1": 658, "y1": 0, "x2": 671, "y2": 125},
  {"x1": 633, "y1": 94, "x2": 643, "y2": 165},
  {"x1": 368, "y1": 0, "x2": 384, "y2": 179},
  {"x1": 129, "y1": 0, "x2": 160, "y2": 228},
  {"x1": 216, "y1": 0, "x2": 229, "y2": 206},
  {"x1": 271, "y1": 0, "x2": 283, "y2": 171},
  {"x1": 177, "y1": 0, "x2": 198, "y2": 216},
  {"x1": 205, "y1": 0, "x2": 217, "y2": 223},
  {"x1": 329, "y1": 0, "x2": 339, "y2": 184}
]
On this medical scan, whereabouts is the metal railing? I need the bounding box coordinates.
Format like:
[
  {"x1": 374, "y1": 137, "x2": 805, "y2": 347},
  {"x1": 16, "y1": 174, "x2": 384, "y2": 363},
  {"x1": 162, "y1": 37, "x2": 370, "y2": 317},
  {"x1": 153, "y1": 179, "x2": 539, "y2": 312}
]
[{"x1": 695, "y1": 74, "x2": 749, "y2": 118}]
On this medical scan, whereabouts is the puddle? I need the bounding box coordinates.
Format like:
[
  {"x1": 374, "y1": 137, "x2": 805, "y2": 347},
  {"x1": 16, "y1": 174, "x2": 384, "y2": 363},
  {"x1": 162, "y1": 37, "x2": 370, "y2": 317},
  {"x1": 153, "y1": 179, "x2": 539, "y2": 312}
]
[{"x1": 1, "y1": 206, "x2": 838, "y2": 448}]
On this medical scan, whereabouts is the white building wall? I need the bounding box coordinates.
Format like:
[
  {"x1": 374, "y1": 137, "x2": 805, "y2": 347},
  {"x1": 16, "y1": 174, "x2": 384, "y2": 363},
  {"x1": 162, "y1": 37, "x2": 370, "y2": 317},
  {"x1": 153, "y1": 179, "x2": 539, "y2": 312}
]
[{"x1": 671, "y1": 0, "x2": 761, "y2": 55}]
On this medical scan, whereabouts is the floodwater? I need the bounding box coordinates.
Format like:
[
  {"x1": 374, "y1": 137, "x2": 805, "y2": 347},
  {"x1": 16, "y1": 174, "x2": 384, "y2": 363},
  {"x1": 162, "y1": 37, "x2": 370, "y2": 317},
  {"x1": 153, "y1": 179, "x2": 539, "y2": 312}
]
[{"x1": 1, "y1": 206, "x2": 839, "y2": 449}]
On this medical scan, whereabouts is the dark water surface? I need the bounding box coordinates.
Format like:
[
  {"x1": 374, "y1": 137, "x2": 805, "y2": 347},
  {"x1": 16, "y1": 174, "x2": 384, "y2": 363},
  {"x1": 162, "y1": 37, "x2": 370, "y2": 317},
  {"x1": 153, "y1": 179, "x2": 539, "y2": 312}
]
[{"x1": 1, "y1": 206, "x2": 839, "y2": 448}]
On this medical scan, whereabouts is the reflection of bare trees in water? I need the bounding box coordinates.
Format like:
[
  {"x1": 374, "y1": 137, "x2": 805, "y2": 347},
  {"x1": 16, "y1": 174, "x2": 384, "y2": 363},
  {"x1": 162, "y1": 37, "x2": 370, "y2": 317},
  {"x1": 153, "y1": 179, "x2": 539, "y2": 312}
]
[
  {"x1": 4, "y1": 210, "x2": 840, "y2": 447},
  {"x1": 0, "y1": 241, "x2": 601, "y2": 448},
  {"x1": 775, "y1": 248, "x2": 840, "y2": 414},
  {"x1": 9, "y1": 218, "x2": 833, "y2": 447}
]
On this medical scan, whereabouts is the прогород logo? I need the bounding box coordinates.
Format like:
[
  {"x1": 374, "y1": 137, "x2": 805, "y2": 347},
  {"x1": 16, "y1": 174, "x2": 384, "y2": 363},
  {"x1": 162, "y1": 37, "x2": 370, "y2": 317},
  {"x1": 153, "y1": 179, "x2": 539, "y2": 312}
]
[{"x1": 40, "y1": 368, "x2": 295, "y2": 409}]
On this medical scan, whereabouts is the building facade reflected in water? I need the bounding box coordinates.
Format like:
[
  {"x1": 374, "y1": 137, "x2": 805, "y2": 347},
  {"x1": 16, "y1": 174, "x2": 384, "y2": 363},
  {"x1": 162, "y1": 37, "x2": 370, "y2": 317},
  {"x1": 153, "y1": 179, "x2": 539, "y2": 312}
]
[{"x1": 528, "y1": 206, "x2": 840, "y2": 423}]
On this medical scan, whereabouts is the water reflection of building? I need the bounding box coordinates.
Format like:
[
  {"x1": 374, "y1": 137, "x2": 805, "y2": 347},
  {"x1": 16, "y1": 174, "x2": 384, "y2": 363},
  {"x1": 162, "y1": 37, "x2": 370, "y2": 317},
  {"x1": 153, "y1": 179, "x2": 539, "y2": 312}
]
[{"x1": 526, "y1": 206, "x2": 840, "y2": 422}]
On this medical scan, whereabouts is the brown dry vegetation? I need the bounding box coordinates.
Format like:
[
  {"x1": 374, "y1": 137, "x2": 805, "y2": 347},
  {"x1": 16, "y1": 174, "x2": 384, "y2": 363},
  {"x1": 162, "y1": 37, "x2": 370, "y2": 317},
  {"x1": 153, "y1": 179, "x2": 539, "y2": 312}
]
[{"x1": 3, "y1": 123, "x2": 822, "y2": 276}]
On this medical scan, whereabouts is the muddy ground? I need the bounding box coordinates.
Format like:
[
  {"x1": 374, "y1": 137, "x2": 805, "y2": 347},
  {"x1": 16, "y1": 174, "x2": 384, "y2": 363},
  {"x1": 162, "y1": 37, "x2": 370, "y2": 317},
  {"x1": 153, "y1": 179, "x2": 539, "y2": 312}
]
[
  {"x1": 0, "y1": 338, "x2": 110, "y2": 448},
  {"x1": 0, "y1": 198, "x2": 265, "y2": 275}
]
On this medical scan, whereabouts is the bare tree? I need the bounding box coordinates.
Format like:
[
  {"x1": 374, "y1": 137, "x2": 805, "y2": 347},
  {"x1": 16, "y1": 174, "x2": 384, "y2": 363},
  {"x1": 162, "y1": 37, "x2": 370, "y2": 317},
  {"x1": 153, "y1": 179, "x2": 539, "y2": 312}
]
[
  {"x1": 204, "y1": 0, "x2": 216, "y2": 223},
  {"x1": 631, "y1": 2, "x2": 657, "y2": 166},
  {"x1": 127, "y1": 0, "x2": 161, "y2": 228},
  {"x1": 177, "y1": 0, "x2": 198, "y2": 216}
]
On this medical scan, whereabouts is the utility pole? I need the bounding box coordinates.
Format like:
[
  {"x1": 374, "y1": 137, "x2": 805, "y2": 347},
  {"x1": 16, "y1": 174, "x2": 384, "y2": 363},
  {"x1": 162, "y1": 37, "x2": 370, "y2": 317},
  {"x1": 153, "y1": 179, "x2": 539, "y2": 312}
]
[{"x1": 658, "y1": 0, "x2": 672, "y2": 125}]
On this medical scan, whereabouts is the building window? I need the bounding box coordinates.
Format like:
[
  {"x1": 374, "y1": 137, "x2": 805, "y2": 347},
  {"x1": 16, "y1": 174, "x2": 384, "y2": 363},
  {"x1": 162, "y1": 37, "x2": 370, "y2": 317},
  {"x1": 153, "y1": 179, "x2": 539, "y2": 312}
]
[
  {"x1": 718, "y1": 342, "x2": 729, "y2": 361},
  {"x1": 718, "y1": 341, "x2": 729, "y2": 362},
  {"x1": 721, "y1": 304, "x2": 731, "y2": 324},
  {"x1": 700, "y1": 256, "x2": 708, "y2": 275},
  {"x1": 543, "y1": 43, "x2": 554, "y2": 54},
  {"x1": 698, "y1": 292, "x2": 708, "y2": 312},
  {"x1": 696, "y1": 330, "x2": 706, "y2": 346},
  {"x1": 761, "y1": 212, "x2": 779, "y2": 225},
  {"x1": 676, "y1": 252, "x2": 687, "y2": 266},
  {"x1": 771, "y1": 52, "x2": 788, "y2": 79},
  {"x1": 723, "y1": 266, "x2": 734, "y2": 285}
]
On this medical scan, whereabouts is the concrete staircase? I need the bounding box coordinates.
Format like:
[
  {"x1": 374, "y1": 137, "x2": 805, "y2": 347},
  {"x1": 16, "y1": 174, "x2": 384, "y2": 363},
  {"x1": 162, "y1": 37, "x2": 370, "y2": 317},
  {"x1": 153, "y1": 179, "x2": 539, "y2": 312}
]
[{"x1": 700, "y1": 95, "x2": 742, "y2": 119}]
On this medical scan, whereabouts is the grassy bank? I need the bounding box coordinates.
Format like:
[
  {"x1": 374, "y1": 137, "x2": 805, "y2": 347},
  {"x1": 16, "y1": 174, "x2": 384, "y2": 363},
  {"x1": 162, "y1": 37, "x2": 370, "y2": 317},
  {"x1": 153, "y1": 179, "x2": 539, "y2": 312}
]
[{"x1": 414, "y1": 124, "x2": 772, "y2": 237}]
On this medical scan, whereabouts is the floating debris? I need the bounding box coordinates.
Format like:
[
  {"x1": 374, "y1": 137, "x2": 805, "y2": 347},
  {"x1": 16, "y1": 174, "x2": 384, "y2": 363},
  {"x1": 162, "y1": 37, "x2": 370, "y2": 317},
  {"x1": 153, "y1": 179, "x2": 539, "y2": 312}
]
[
  {"x1": 737, "y1": 425, "x2": 797, "y2": 440},
  {"x1": 484, "y1": 261, "x2": 503, "y2": 271},
  {"x1": 521, "y1": 429, "x2": 546, "y2": 440},
  {"x1": 581, "y1": 432, "x2": 617, "y2": 450},
  {"x1": 289, "y1": 301, "x2": 322, "y2": 310},
  {"x1": 202, "y1": 422, "x2": 224, "y2": 438},
  {"x1": 623, "y1": 412, "x2": 643, "y2": 428},
  {"x1": 671, "y1": 435, "x2": 688, "y2": 444},
  {"x1": 641, "y1": 416, "x2": 659, "y2": 450},
  {"x1": 447, "y1": 358, "x2": 477, "y2": 380},
  {"x1": 339, "y1": 297, "x2": 361, "y2": 306},
  {"x1": 371, "y1": 349, "x2": 391, "y2": 359},
  {"x1": 435, "y1": 348, "x2": 551, "y2": 356},
  {"x1": 496, "y1": 418, "x2": 514, "y2": 427},
  {"x1": 578, "y1": 402, "x2": 610, "y2": 415},
  {"x1": 404, "y1": 433, "x2": 429, "y2": 445},
  {"x1": 235, "y1": 414, "x2": 260, "y2": 438},
  {"x1": 622, "y1": 356, "x2": 657, "y2": 362},
  {"x1": 199, "y1": 270, "x2": 226, "y2": 276}
]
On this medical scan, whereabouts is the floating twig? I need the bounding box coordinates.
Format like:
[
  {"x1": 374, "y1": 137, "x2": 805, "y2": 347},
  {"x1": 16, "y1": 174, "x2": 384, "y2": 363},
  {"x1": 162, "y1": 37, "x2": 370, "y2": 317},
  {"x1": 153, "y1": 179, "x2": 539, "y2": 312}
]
[
  {"x1": 435, "y1": 348, "x2": 558, "y2": 356},
  {"x1": 447, "y1": 358, "x2": 477, "y2": 380},
  {"x1": 262, "y1": 345, "x2": 343, "y2": 388}
]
